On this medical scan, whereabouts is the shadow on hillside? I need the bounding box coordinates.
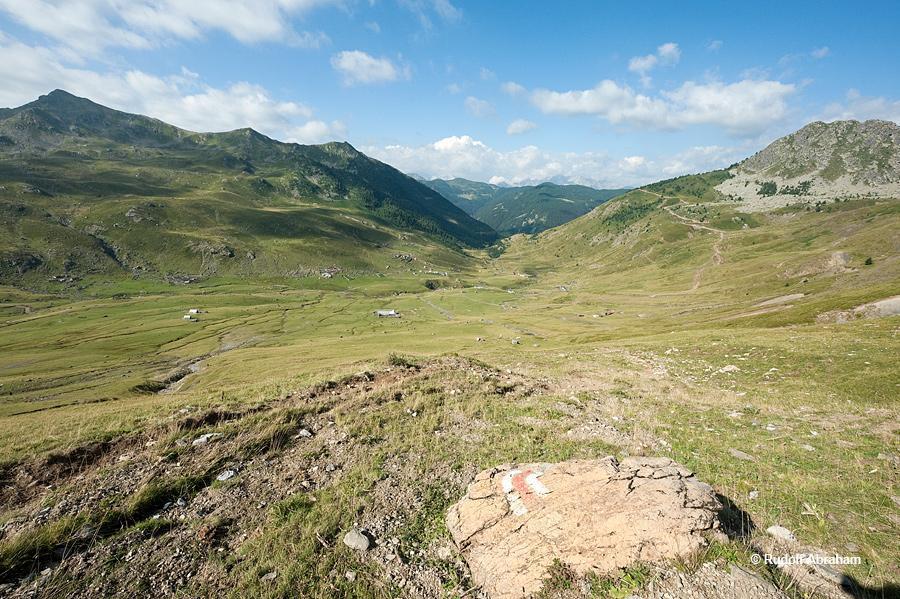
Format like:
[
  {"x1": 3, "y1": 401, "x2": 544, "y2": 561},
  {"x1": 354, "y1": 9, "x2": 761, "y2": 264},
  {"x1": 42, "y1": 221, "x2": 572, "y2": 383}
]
[
  {"x1": 715, "y1": 493, "x2": 755, "y2": 540},
  {"x1": 838, "y1": 578, "x2": 900, "y2": 599},
  {"x1": 715, "y1": 495, "x2": 900, "y2": 599}
]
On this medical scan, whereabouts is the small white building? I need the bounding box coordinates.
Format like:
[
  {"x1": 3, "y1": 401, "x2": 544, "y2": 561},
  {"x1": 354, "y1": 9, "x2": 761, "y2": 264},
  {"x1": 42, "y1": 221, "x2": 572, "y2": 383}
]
[
  {"x1": 183, "y1": 315, "x2": 196, "y2": 321},
  {"x1": 188, "y1": 308, "x2": 201, "y2": 314},
  {"x1": 374, "y1": 309, "x2": 400, "y2": 318}
]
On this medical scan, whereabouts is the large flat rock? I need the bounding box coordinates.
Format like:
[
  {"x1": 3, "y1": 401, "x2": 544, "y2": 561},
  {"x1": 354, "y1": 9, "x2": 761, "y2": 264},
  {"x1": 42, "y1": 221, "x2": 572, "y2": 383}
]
[{"x1": 446, "y1": 456, "x2": 722, "y2": 598}]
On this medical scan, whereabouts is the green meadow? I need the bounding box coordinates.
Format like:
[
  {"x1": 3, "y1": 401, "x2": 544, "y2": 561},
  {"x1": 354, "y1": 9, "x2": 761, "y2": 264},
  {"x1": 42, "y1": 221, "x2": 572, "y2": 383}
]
[{"x1": 1, "y1": 179, "x2": 898, "y2": 596}]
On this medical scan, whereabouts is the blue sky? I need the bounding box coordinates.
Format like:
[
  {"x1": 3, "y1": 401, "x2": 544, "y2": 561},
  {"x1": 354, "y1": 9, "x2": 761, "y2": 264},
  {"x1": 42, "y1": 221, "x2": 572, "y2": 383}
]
[{"x1": 1, "y1": 1, "x2": 898, "y2": 187}]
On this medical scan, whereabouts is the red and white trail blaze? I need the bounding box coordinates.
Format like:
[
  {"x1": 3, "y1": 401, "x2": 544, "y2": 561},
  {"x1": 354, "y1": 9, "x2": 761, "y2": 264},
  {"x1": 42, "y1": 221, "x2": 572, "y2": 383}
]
[{"x1": 501, "y1": 468, "x2": 550, "y2": 515}]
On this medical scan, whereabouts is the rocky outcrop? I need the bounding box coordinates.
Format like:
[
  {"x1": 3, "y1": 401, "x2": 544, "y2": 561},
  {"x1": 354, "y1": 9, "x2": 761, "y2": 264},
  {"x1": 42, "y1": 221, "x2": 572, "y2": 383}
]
[
  {"x1": 446, "y1": 456, "x2": 722, "y2": 599},
  {"x1": 716, "y1": 120, "x2": 900, "y2": 211},
  {"x1": 739, "y1": 120, "x2": 900, "y2": 185}
]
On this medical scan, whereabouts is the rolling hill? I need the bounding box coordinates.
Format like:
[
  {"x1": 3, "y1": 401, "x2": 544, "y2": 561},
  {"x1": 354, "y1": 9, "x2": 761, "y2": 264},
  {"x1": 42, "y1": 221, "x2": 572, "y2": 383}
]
[
  {"x1": 0, "y1": 90, "x2": 497, "y2": 285},
  {"x1": 499, "y1": 120, "x2": 899, "y2": 334},
  {"x1": 421, "y1": 177, "x2": 627, "y2": 234}
]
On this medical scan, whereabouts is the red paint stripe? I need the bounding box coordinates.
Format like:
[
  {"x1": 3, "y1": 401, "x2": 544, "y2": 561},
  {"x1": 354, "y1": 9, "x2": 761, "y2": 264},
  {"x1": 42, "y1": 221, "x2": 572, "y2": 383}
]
[{"x1": 511, "y1": 469, "x2": 533, "y2": 498}]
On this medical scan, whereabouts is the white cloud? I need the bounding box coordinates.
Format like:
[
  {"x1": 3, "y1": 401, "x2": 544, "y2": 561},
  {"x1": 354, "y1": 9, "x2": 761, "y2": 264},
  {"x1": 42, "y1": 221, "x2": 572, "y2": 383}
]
[
  {"x1": 464, "y1": 96, "x2": 494, "y2": 117},
  {"x1": 707, "y1": 40, "x2": 723, "y2": 51},
  {"x1": 619, "y1": 155, "x2": 646, "y2": 171},
  {"x1": 501, "y1": 81, "x2": 526, "y2": 96},
  {"x1": 628, "y1": 42, "x2": 680, "y2": 86},
  {"x1": 331, "y1": 50, "x2": 409, "y2": 85},
  {"x1": 820, "y1": 89, "x2": 900, "y2": 124},
  {"x1": 446, "y1": 82, "x2": 462, "y2": 94},
  {"x1": 506, "y1": 119, "x2": 536, "y2": 135},
  {"x1": 0, "y1": 0, "x2": 335, "y2": 57},
  {"x1": 811, "y1": 46, "x2": 830, "y2": 59},
  {"x1": 286, "y1": 119, "x2": 347, "y2": 143},
  {"x1": 364, "y1": 21, "x2": 381, "y2": 34},
  {"x1": 659, "y1": 145, "x2": 744, "y2": 175},
  {"x1": 431, "y1": 0, "x2": 462, "y2": 21},
  {"x1": 628, "y1": 54, "x2": 658, "y2": 75},
  {"x1": 0, "y1": 37, "x2": 343, "y2": 142},
  {"x1": 479, "y1": 67, "x2": 495, "y2": 81},
  {"x1": 531, "y1": 78, "x2": 796, "y2": 135},
  {"x1": 364, "y1": 135, "x2": 743, "y2": 188},
  {"x1": 656, "y1": 42, "x2": 681, "y2": 65},
  {"x1": 398, "y1": 0, "x2": 461, "y2": 29}
]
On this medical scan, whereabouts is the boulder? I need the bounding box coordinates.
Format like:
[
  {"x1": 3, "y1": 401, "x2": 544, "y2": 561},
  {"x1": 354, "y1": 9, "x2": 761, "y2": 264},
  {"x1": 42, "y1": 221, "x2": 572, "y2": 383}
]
[
  {"x1": 342, "y1": 528, "x2": 372, "y2": 551},
  {"x1": 446, "y1": 457, "x2": 722, "y2": 599}
]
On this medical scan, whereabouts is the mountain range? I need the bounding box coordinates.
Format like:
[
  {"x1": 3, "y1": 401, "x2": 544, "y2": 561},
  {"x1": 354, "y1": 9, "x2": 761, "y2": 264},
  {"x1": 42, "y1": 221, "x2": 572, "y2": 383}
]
[
  {"x1": 421, "y1": 177, "x2": 628, "y2": 235},
  {"x1": 0, "y1": 90, "x2": 495, "y2": 282},
  {"x1": 1, "y1": 90, "x2": 899, "y2": 290}
]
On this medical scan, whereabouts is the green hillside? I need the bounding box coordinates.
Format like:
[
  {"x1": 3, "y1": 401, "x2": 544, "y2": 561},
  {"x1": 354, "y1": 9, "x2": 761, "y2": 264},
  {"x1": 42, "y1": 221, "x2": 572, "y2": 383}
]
[
  {"x1": 0, "y1": 98, "x2": 898, "y2": 595},
  {"x1": 0, "y1": 91, "x2": 497, "y2": 286},
  {"x1": 422, "y1": 177, "x2": 627, "y2": 234}
]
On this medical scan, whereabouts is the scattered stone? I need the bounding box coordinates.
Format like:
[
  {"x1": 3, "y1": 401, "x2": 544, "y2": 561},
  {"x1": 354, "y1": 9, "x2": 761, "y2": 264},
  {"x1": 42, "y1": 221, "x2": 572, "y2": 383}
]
[
  {"x1": 260, "y1": 571, "x2": 277, "y2": 582},
  {"x1": 511, "y1": 338, "x2": 521, "y2": 345},
  {"x1": 729, "y1": 448, "x2": 756, "y2": 462},
  {"x1": 192, "y1": 432, "x2": 223, "y2": 446},
  {"x1": 877, "y1": 452, "x2": 900, "y2": 467},
  {"x1": 766, "y1": 525, "x2": 796, "y2": 542},
  {"x1": 748, "y1": 490, "x2": 759, "y2": 500},
  {"x1": 800, "y1": 444, "x2": 816, "y2": 452},
  {"x1": 643, "y1": 561, "x2": 787, "y2": 599},
  {"x1": 717, "y1": 364, "x2": 741, "y2": 374},
  {"x1": 216, "y1": 469, "x2": 237, "y2": 482},
  {"x1": 342, "y1": 528, "x2": 371, "y2": 551},
  {"x1": 345, "y1": 571, "x2": 356, "y2": 582},
  {"x1": 436, "y1": 545, "x2": 453, "y2": 561},
  {"x1": 446, "y1": 457, "x2": 721, "y2": 599}
]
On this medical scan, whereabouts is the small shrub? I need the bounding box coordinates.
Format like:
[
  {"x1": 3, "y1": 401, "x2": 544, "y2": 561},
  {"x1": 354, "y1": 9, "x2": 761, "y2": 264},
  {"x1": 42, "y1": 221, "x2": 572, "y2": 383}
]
[
  {"x1": 387, "y1": 353, "x2": 418, "y2": 369},
  {"x1": 758, "y1": 181, "x2": 778, "y2": 196}
]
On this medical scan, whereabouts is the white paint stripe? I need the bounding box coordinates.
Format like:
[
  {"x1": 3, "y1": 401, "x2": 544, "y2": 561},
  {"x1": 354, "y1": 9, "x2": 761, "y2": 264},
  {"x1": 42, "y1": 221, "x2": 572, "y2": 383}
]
[
  {"x1": 525, "y1": 472, "x2": 549, "y2": 495},
  {"x1": 501, "y1": 469, "x2": 519, "y2": 494},
  {"x1": 501, "y1": 469, "x2": 529, "y2": 516}
]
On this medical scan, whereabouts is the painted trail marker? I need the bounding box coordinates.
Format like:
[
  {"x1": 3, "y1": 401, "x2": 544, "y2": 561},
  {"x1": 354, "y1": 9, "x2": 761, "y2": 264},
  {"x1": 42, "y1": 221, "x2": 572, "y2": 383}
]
[{"x1": 501, "y1": 468, "x2": 550, "y2": 515}]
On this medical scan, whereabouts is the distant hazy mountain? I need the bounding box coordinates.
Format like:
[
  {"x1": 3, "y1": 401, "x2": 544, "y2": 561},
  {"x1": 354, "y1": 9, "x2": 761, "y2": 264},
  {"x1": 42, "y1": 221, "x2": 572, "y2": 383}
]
[
  {"x1": 0, "y1": 90, "x2": 497, "y2": 282},
  {"x1": 717, "y1": 119, "x2": 900, "y2": 210},
  {"x1": 421, "y1": 177, "x2": 628, "y2": 234}
]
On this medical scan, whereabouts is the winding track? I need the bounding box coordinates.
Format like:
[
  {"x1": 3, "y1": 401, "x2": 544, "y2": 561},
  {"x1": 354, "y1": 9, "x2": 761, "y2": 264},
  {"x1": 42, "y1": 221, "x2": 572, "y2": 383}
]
[{"x1": 639, "y1": 188, "x2": 728, "y2": 291}]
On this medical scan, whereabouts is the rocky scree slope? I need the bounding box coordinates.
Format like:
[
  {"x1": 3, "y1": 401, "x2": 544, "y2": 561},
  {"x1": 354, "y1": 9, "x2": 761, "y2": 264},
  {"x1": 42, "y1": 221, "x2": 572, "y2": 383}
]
[{"x1": 717, "y1": 119, "x2": 900, "y2": 210}]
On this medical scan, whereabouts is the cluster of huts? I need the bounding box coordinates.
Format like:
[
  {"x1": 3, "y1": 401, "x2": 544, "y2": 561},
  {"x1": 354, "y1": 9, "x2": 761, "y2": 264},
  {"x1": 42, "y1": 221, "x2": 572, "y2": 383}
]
[{"x1": 182, "y1": 308, "x2": 202, "y2": 322}]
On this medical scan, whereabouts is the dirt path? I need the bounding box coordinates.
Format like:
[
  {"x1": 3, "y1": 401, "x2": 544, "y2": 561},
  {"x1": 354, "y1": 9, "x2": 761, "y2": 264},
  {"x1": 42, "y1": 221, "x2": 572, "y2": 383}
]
[
  {"x1": 665, "y1": 205, "x2": 725, "y2": 290},
  {"x1": 639, "y1": 189, "x2": 727, "y2": 291},
  {"x1": 420, "y1": 296, "x2": 454, "y2": 320}
]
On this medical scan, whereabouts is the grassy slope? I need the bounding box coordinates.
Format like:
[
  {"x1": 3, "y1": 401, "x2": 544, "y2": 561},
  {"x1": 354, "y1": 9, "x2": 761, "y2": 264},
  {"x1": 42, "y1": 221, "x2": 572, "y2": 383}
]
[
  {"x1": 0, "y1": 92, "x2": 497, "y2": 287},
  {"x1": 0, "y1": 149, "x2": 898, "y2": 590}
]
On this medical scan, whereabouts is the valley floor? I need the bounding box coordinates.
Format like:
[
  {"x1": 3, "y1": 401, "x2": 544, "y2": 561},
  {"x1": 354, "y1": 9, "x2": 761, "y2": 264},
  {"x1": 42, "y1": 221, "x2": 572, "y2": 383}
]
[{"x1": 0, "y1": 198, "x2": 898, "y2": 597}]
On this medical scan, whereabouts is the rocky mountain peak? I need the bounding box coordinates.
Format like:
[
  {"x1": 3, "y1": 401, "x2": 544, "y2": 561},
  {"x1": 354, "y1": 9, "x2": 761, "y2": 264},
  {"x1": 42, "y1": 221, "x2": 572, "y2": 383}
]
[{"x1": 716, "y1": 119, "x2": 900, "y2": 210}]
